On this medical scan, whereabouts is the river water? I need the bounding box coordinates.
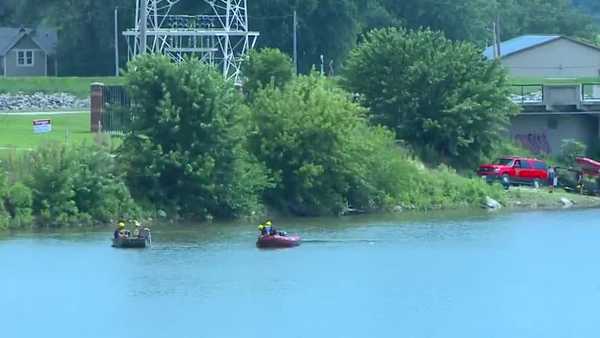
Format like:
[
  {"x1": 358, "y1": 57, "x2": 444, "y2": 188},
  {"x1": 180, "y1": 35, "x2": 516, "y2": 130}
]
[{"x1": 2, "y1": 209, "x2": 600, "y2": 338}]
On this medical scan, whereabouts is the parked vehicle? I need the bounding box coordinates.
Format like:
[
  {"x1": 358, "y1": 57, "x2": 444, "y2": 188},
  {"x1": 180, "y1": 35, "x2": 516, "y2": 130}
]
[
  {"x1": 478, "y1": 157, "x2": 548, "y2": 187},
  {"x1": 575, "y1": 157, "x2": 600, "y2": 177}
]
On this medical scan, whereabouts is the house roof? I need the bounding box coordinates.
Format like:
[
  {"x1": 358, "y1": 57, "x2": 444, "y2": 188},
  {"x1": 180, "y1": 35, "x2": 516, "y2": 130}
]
[
  {"x1": 483, "y1": 35, "x2": 562, "y2": 59},
  {"x1": 0, "y1": 27, "x2": 57, "y2": 56}
]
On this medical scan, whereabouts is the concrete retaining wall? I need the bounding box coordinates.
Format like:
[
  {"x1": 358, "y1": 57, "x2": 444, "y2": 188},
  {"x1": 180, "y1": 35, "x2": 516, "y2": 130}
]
[{"x1": 510, "y1": 114, "x2": 599, "y2": 155}]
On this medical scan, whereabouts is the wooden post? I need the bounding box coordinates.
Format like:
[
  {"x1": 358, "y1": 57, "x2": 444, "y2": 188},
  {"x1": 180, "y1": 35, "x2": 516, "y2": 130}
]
[{"x1": 90, "y1": 82, "x2": 104, "y2": 133}]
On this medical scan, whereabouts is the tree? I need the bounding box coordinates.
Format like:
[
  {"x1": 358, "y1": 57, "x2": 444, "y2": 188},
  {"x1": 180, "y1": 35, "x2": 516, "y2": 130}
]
[
  {"x1": 571, "y1": 0, "x2": 600, "y2": 22},
  {"x1": 343, "y1": 27, "x2": 519, "y2": 168},
  {"x1": 354, "y1": 0, "x2": 401, "y2": 34},
  {"x1": 19, "y1": 142, "x2": 136, "y2": 227},
  {"x1": 559, "y1": 139, "x2": 587, "y2": 165},
  {"x1": 248, "y1": 0, "x2": 359, "y2": 73},
  {"x1": 242, "y1": 48, "x2": 295, "y2": 98},
  {"x1": 492, "y1": 0, "x2": 599, "y2": 42},
  {"x1": 4, "y1": 182, "x2": 33, "y2": 228},
  {"x1": 119, "y1": 55, "x2": 269, "y2": 220},
  {"x1": 248, "y1": 74, "x2": 410, "y2": 215},
  {"x1": 381, "y1": 0, "x2": 493, "y2": 43},
  {"x1": 5, "y1": 0, "x2": 598, "y2": 76}
]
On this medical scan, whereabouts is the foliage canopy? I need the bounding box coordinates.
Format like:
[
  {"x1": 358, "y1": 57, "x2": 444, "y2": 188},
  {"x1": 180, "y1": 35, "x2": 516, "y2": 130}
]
[
  {"x1": 2, "y1": 0, "x2": 598, "y2": 75},
  {"x1": 242, "y1": 48, "x2": 295, "y2": 98},
  {"x1": 119, "y1": 55, "x2": 269, "y2": 220},
  {"x1": 344, "y1": 27, "x2": 519, "y2": 168}
]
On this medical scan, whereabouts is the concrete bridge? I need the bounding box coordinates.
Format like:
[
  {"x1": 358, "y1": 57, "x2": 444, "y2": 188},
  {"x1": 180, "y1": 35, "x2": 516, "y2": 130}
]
[{"x1": 510, "y1": 83, "x2": 600, "y2": 155}]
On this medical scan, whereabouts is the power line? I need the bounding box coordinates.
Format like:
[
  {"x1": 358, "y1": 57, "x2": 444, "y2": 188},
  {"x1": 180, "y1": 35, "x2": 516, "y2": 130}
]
[{"x1": 248, "y1": 14, "x2": 293, "y2": 20}]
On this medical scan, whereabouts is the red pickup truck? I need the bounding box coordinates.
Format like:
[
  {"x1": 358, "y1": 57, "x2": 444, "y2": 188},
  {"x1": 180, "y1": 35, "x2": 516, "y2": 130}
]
[{"x1": 478, "y1": 157, "x2": 549, "y2": 186}]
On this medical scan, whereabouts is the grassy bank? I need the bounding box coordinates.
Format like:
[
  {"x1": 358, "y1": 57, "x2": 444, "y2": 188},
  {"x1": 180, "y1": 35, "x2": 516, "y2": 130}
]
[
  {"x1": 504, "y1": 186, "x2": 600, "y2": 209},
  {"x1": 0, "y1": 112, "x2": 92, "y2": 155},
  {"x1": 509, "y1": 76, "x2": 600, "y2": 85},
  {"x1": 0, "y1": 77, "x2": 124, "y2": 98}
]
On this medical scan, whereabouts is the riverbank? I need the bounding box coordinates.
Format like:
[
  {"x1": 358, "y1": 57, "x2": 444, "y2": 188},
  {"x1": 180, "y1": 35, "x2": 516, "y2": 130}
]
[
  {"x1": 2, "y1": 185, "x2": 598, "y2": 234},
  {"x1": 503, "y1": 186, "x2": 600, "y2": 210}
]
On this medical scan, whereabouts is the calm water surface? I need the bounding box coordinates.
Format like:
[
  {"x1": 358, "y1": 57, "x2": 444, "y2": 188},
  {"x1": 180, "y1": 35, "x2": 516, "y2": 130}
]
[{"x1": 2, "y1": 209, "x2": 600, "y2": 338}]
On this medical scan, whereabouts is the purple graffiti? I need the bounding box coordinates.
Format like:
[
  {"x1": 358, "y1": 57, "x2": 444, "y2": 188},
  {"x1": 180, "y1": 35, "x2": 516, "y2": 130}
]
[{"x1": 515, "y1": 132, "x2": 551, "y2": 154}]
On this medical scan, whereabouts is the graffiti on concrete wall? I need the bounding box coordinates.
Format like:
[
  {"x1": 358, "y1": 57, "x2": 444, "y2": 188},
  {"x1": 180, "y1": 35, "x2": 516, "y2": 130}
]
[{"x1": 514, "y1": 131, "x2": 551, "y2": 154}]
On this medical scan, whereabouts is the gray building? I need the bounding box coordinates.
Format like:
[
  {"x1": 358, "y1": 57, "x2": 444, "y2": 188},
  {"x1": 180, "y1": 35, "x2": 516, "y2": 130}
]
[
  {"x1": 484, "y1": 35, "x2": 600, "y2": 156},
  {"x1": 0, "y1": 27, "x2": 58, "y2": 77},
  {"x1": 484, "y1": 35, "x2": 600, "y2": 78}
]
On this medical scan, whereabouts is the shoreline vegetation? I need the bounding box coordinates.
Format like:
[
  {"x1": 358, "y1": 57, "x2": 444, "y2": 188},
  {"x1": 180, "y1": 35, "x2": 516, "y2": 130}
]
[
  {"x1": 2, "y1": 138, "x2": 599, "y2": 232},
  {"x1": 2, "y1": 38, "x2": 600, "y2": 230}
]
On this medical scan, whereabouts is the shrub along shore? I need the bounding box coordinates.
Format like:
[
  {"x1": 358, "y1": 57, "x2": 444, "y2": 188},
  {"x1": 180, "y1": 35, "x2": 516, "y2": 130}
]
[{"x1": 2, "y1": 33, "x2": 599, "y2": 230}]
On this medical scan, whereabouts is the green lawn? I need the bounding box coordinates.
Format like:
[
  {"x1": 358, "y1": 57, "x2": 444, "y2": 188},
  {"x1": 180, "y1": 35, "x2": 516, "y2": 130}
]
[
  {"x1": 0, "y1": 77, "x2": 125, "y2": 98},
  {"x1": 0, "y1": 112, "x2": 92, "y2": 151}
]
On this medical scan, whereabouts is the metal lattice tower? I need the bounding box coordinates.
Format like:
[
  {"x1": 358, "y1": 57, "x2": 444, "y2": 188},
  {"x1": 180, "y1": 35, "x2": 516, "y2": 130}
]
[{"x1": 123, "y1": 0, "x2": 259, "y2": 84}]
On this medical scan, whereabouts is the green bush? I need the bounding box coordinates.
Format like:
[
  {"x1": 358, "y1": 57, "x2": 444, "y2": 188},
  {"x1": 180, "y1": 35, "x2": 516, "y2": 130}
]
[
  {"x1": 242, "y1": 48, "x2": 295, "y2": 99},
  {"x1": 26, "y1": 143, "x2": 79, "y2": 226},
  {"x1": 5, "y1": 182, "x2": 33, "y2": 228},
  {"x1": 69, "y1": 144, "x2": 138, "y2": 223},
  {"x1": 0, "y1": 171, "x2": 9, "y2": 230},
  {"x1": 343, "y1": 27, "x2": 519, "y2": 169},
  {"x1": 2, "y1": 142, "x2": 138, "y2": 227},
  {"x1": 559, "y1": 139, "x2": 586, "y2": 165},
  {"x1": 248, "y1": 73, "x2": 502, "y2": 215},
  {"x1": 249, "y1": 74, "x2": 363, "y2": 215},
  {"x1": 119, "y1": 54, "x2": 270, "y2": 220}
]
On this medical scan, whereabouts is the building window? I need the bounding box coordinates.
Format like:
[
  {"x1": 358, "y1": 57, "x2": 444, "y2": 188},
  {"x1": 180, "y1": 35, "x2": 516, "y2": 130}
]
[{"x1": 16, "y1": 50, "x2": 34, "y2": 67}]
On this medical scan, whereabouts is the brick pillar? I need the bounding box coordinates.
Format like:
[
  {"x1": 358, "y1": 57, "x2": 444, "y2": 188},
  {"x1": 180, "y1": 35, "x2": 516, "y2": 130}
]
[{"x1": 90, "y1": 82, "x2": 104, "y2": 132}]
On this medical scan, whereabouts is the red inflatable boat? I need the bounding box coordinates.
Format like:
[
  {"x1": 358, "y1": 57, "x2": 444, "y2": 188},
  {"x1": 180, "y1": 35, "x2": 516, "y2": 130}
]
[{"x1": 256, "y1": 234, "x2": 301, "y2": 248}]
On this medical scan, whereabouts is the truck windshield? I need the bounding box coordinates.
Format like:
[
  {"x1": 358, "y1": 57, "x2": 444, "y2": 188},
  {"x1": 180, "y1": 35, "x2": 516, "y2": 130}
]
[{"x1": 494, "y1": 158, "x2": 514, "y2": 166}]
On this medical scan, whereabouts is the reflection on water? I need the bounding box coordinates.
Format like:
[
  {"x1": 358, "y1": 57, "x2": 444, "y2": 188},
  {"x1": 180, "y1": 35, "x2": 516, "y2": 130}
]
[{"x1": 2, "y1": 208, "x2": 600, "y2": 338}]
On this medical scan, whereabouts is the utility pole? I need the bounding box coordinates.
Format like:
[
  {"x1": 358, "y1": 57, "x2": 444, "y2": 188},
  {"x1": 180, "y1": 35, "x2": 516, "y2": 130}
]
[
  {"x1": 293, "y1": 10, "x2": 298, "y2": 74},
  {"x1": 140, "y1": 0, "x2": 148, "y2": 54},
  {"x1": 492, "y1": 22, "x2": 498, "y2": 59},
  {"x1": 495, "y1": 15, "x2": 502, "y2": 58},
  {"x1": 114, "y1": 7, "x2": 119, "y2": 76}
]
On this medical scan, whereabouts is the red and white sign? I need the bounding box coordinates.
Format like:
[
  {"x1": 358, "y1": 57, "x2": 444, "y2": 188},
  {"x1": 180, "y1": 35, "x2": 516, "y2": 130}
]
[{"x1": 33, "y1": 119, "x2": 52, "y2": 134}]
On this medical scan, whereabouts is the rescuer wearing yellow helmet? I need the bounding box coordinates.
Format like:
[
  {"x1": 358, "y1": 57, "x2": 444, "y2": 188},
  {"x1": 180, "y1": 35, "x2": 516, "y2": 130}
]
[
  {"x1": 114, "y1": 221, "x2": 128, "y2": 240},
  {"x1": 258, "y1": 220, "x2": 273, "y2": 236}
]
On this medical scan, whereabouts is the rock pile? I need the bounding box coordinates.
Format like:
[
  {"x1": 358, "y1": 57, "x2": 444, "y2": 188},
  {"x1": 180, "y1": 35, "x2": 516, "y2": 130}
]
[{"x1": 0, "y1": 92, "x2": 89, "y2": 111}]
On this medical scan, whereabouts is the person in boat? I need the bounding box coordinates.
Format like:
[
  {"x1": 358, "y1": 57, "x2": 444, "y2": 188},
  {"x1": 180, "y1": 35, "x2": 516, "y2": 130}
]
[
  {"x1": 265, "y1": 220, "x2": 288, "y2": 237},
  {"x1": 133, "y1": 221, "x2": 151, "y2": 241},
  {"x1": 266, "y1": 220, "x2": 275, "y2": 236},
  {"x1": 258, "y1": 220, "x2": 271, "y2": 236},
  {"x1": 259, "y1": 220, "x2": 287, "y2": 236},
  {"x1": 133, "y1": 221, "x2": 142, "y2": 238},
  {"x1": 114, "y1": 222, "x2": 128, "y2": 239}
]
